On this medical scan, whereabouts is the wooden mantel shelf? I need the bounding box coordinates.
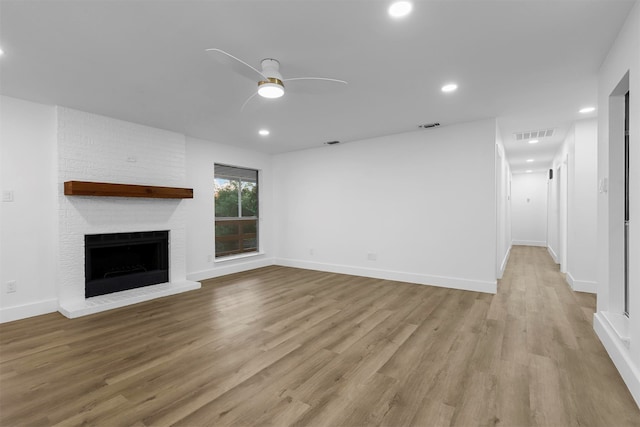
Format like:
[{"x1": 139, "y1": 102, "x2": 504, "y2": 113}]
[{"x1": 64, "y1": 181, "x2": 193, "y2": 199}]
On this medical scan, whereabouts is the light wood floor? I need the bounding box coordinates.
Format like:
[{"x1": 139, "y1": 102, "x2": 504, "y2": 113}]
[{"x1": 1, "y1": 246, "x2": 639, "y2": 426}]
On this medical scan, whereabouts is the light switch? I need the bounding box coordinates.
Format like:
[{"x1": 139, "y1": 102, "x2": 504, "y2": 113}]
[{"x1": 598, "y1": 178, "x2": 608, "y2": 194}]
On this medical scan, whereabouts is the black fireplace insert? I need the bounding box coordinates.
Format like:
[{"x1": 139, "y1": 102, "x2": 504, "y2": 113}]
[{"x1": 85, "y1": 231, "x2": 169, "y2": 298}]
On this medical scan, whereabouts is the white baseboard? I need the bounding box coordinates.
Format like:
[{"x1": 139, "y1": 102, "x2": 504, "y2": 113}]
[
  {"x1": 498, "y1": 245, "x2": 511, "y2": 279},
  {"x1": 274, "y1": 258, "x2": 497, "y2": 294},
  {"x1": 548, "y1": 246, "x2": 559, "y2": 263},
  {"x1": 512, "y1": 240, "x2": 547, "y2": 247},
  {"x1": 566, "y1": 272, "x2": 597, "y2": 293},
  {"x1": 594, "y1": 312, "x2": 640, "y2": 409},
  {"x1": 0, "y1": 298, "x2": 59, "y2": 324},
  {"x1": 187, "y1": 257, "x2": 275, "y2": 282}
]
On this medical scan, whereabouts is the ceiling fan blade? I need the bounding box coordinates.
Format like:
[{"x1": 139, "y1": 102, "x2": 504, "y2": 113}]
[
  {"x1": 282, "y1": 77, "x2": 348, "y2": 85},
  {"x1": 240, "y1": 91, "x2": 260, "y2": 112},
  {"x1": 205, "y1": 48, "x2": 267, "y2": 81}
]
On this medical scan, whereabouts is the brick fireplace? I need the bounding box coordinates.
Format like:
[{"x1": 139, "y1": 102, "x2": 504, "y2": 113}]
[{"x1": 56, "y1": 107, "x2": 199, "y2": 318}]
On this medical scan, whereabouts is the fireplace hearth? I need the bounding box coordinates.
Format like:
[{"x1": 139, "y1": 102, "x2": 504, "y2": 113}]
[{"x1": 85, "y1": 231, "x2": 169, "y2": 298}]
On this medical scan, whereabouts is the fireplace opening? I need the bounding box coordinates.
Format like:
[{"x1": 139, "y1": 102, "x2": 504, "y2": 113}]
[{"x1": 85, "y1": 231, "x2": 169, "y2": 298}]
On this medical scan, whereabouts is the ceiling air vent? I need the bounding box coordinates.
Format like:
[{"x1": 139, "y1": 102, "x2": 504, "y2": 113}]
[
  {"x1": 324, "y1": 140, "x2": 340, "y2": 145},
  {"x1": 514, "y1": 128, "x2": 554, "y2": 141},
  {"x1": 419, "y1": 122, "x2": 440, "y2": 129}
]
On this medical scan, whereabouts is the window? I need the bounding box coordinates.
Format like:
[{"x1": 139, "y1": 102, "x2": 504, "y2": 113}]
[{"x1": 214, "y1": 164, "x2": 258, "y2": 258}]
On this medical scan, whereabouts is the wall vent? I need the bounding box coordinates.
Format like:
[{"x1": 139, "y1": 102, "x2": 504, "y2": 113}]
[
  {"x1": 514, "y1": 128, "x2": 554, "y2": 141},
  {"x1": 419, "y1": 122, "x2": 440, "y2": 129}
]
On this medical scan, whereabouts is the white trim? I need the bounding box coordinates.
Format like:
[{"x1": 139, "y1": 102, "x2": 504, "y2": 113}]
[
  {"x1": 600, "y1": 311, "x2": 631, "y2": 346},
  {"x1": 498, "y1": 245, "x2": 512, "y2": 279},
  {"x1": 548, "y1": 245, "x2": 559, "y2": 263},
  {"x1": 0, "y1": 298, "x2": 59, "y2": 323},
  {"x1": 274, "y1": 258, "x2": 497, "y2": 294},
  {"x1": 188, "y1": 257, "x2": 275, "y2": 281},
  {"x1": 512, "y1": 240, "x2": 547, "y2": 247},
  {"x1": 214, "y1": 251, "x2": 266, "y2": 264},
  {"x1": 566, "y1": 272, "x2": 597, "y2": 293},
  {"x1": 58, "y1": 280, "x2": 201, "y2": 319},
  {"x1": 594, "y1": 312, "x2": 640, "y2": 409}
]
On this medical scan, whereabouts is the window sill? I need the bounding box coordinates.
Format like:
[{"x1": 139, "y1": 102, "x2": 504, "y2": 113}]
[{"x1": 214, "y1": 251, "x2": 265, "y2": 263}]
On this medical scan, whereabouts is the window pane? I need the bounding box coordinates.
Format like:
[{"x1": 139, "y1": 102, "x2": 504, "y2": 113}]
[
  {"x1": 242, "y1": 220, "x2": 257, "y2": 234},
  {"x1": 214, "y1": 177, "x2": 239, "y2": 217},
  {"x1": 241, "y1": 181, "x2": 258, "y2": 217},
  {"x1": 215, "y1": 223, "x2": 238, "y2": 237},
  {"x1": 243, "y1": 238, "x2": 257, "y2": 250},
  {"x1": 216, "y1": 239, "x2": 239, "y2": 255}
]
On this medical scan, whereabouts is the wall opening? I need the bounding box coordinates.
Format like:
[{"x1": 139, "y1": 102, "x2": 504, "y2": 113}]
[{"x1": 608, "y1": 71, "x2": 630, "y2": 315}]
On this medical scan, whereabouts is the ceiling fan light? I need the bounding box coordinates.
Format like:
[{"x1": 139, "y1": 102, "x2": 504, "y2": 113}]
[{"x1": 258, "y1": 78, "x2": 285, "y2": 99}]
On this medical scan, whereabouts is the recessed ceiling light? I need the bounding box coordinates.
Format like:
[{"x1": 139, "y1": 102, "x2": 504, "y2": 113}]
[
  {"x1": 0, "y1": 47, "x2": 4, "y2": 56},
  {"x1": 528, "y1": 139, "x2": 539, "y2": 144},
  {"x1": 441, "y1": 83, "x2": 458, "y2": 93},
  {"x1": 526, "y1": 159, "x2": 534, "y2": 163},
  {"x1": 579, "y1": 106, "x2": 596, "y2": 114},
  {"x1": 388, "y1": 1, "x2": 413, "y2": 18},
  {"x1": 526, "y1": 170, "x2": 533, "y2": 173},
  {"x1": 258, "y1": 129, "x2": 270, "y2": 136}
]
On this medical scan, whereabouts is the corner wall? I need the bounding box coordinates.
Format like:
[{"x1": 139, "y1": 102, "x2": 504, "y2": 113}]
[
  {"x1": 185, "y1": 136, "x2": 274, "y2": 281},
  {"x1": 0, "y1": 96, "x2": 274, "y2": 323},
  {"x1": 273, "y1": 119, "x2": 498, "y2": 293},
  {"x1": 495, "y1": 126, "x2": 512, "y2": 279},
  {"x1": 0, "y1": 96, "x2": 58, "y2": 322},
  {"x1": 547, "y1": 119, "x2": 597, "y2": 293},
  {"x1": 568, "y1": 119, "x2": 598, "y2": 292}
]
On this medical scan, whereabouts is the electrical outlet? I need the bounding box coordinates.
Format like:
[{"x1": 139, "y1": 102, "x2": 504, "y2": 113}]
[
  {"x1": 207, "y1": 254, "x2": 213, "y2": 262},
  {"x1": 2, "y1": 190, "x2": 14, "y2": 202},
  {"x1": 6, "y1": 281, "x2": 17, "y2": 293},
  {"x1": 309, "y1": 248, "x2": 314, "y2": 256},
  {"x1": 367, "y1": 253, "x2": 377, "y2": 261}
]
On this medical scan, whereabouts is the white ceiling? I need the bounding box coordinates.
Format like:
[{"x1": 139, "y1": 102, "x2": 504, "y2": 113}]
[{"x1": 0, "y1": 0, "x2": 635, "y2": 172}]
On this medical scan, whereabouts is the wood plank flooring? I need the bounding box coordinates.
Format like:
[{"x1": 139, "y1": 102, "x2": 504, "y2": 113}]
[{"x1": 1, "y1": 246, "x2": 639, "y2": 426}]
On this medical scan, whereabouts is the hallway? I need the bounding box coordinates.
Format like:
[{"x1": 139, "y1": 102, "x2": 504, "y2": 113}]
[{"x1": 491, "y1": 245, "x2": 639, "y2": 425}]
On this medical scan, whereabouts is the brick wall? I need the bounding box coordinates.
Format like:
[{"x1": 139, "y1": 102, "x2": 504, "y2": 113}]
[{"x1": 57, "y1": 107, "x2": 189, "y2": 306}]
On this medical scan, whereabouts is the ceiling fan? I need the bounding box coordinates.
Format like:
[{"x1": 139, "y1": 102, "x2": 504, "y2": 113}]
[{"x1": 205, "y1": 48, "x2": 348, "y2": 110}]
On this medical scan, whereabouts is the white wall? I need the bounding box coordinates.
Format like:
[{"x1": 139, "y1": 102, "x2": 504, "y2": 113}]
[
  {"x1": 511, "y1": 172, "x2": 547, "y2": 247},
  {"x1": 594, "y1": 1, "x2": 640, "y2": 409},
  {"x1": 0, "y1": 96, "x2": 58, "y2": 322},
  {"x1": 547, "y1": 162, "x2": 560, "y2": 263},
  {"x1": 568, "y1": 119, "x2": 598, "y2": 292},
  {"x1": 185, "y1": 136, "x2": 274, "y2": 281},
  {"x1": 273, "y1": 119, "x2": 498, "y2": 293},
  {"x1": 548, "y1": 126, "x2": 574, "y2": 273},
  {"x1": 548, "y1": 120, "x2": 598, "y2": 291},
  {"x1": 495, "y1": 126, "x2": 512, "y2": 278}
]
